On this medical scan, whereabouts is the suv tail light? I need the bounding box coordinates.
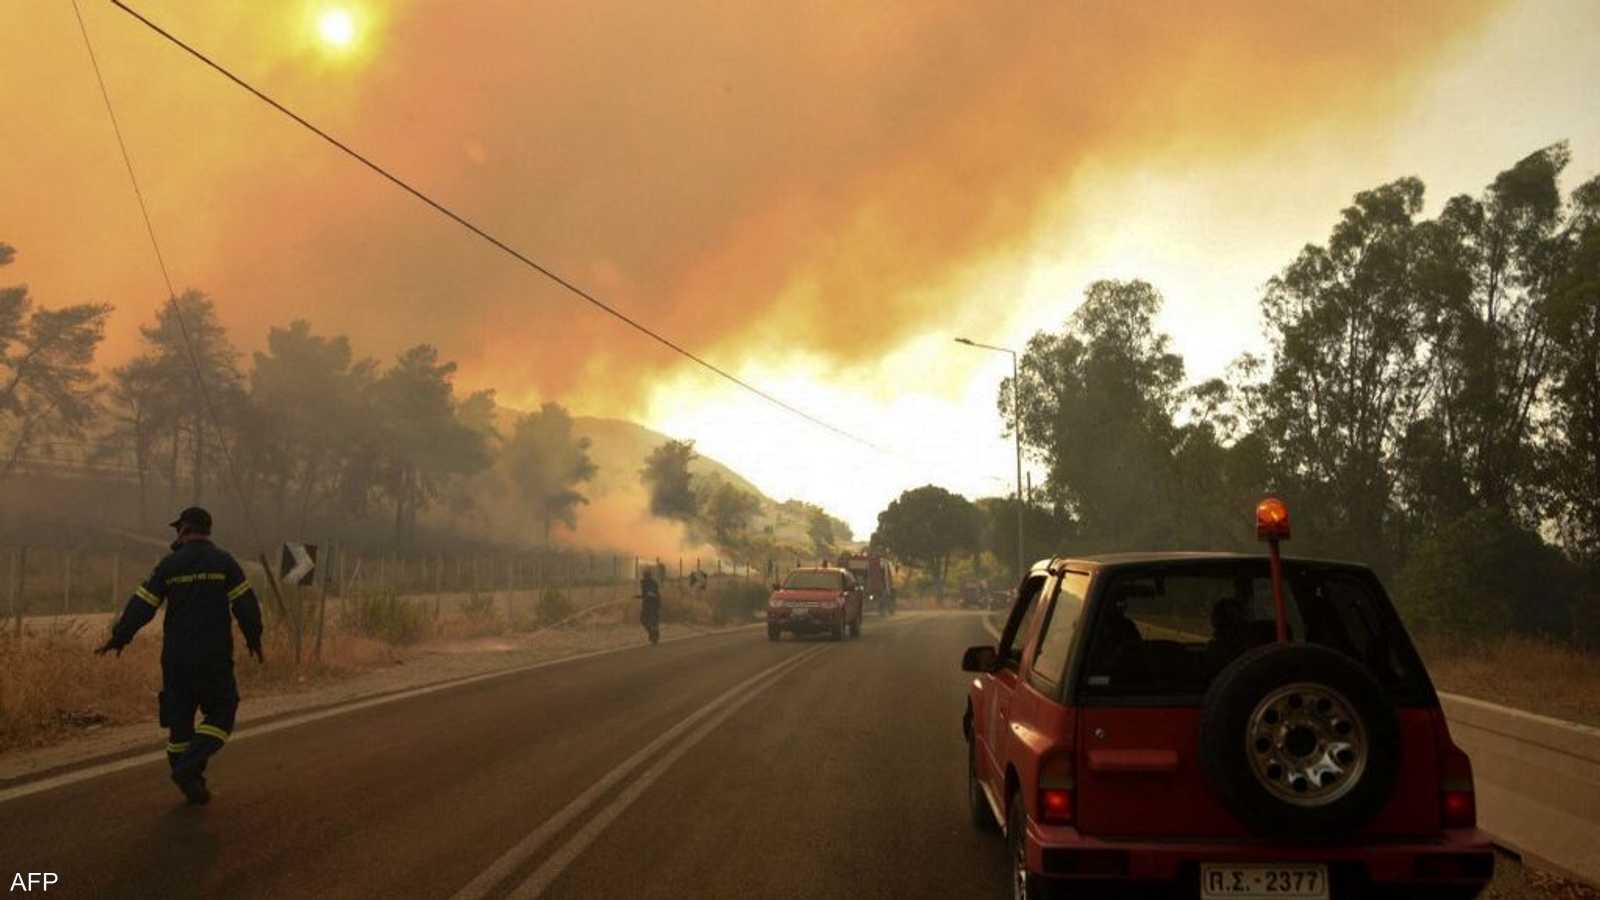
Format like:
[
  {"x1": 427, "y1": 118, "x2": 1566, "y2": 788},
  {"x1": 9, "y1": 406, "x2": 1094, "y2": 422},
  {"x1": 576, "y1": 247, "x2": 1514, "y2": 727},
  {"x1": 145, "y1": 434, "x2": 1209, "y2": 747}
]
[
  {"x1": 1038, "y1": 753, "x2": 1075, "y2": 825},
  {"x1": 1434, "y1": 712, "x2": 1477, "y2": 829}
]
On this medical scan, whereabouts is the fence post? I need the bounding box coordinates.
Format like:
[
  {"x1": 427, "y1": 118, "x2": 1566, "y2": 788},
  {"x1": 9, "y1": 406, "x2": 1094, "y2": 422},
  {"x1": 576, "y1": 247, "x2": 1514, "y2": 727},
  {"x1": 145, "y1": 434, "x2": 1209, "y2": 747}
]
[
  {"x1": 63, "y1": 548, "x2": 72, "y2": 615},
  {"x1": 111, "y1": 551, "x2": 121, "y2": 610},
  {"x1": 314, "y1": 559, "x2": 329, "y2": 663},
  {"x1": 9, "y1": 547, "x2": 23, "y2": 637}
]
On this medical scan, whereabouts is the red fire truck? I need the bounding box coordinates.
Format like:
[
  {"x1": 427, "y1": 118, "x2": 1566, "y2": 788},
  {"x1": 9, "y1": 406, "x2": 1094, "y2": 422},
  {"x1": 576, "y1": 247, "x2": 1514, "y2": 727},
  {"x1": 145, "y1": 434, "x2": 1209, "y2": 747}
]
[{"x1": 837, "y1": 553, "x2": 895, "y2": 616}]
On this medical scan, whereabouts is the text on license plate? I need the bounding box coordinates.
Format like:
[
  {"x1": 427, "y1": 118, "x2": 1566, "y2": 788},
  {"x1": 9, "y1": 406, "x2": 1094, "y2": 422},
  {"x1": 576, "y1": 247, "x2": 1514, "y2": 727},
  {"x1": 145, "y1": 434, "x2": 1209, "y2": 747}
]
[{"x1": 1200, "y1": 864, "x2": 1329, "y2": 899}]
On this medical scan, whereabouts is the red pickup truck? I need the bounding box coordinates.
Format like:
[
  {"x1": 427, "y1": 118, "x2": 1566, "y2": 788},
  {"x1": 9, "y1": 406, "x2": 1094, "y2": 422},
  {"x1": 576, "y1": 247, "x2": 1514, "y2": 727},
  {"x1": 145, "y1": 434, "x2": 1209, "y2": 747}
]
[
  {"x1": 961, "y1": 498, "x2": 1492, "y2": 899},
  {"x1": 767, "y1": 566, "x2": 863, "y2": 641}
]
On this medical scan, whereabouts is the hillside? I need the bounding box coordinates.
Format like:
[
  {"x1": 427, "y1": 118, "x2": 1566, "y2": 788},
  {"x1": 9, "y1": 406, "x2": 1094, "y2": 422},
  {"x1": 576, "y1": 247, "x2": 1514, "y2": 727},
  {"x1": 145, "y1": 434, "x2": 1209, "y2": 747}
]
[
  {"x1": 570, "y1": 416, "x2": 766, "y2": 504},
  {"x1": 484, "y1": 410, "x2": 844, "y2": 560}
]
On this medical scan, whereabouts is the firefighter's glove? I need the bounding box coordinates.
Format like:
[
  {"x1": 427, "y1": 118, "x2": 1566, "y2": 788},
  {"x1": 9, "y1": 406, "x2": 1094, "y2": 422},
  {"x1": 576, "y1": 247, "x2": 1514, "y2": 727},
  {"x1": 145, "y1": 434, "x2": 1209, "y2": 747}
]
[{"x1": 94, "y1": 638, "x2": 124, "y2": 657}]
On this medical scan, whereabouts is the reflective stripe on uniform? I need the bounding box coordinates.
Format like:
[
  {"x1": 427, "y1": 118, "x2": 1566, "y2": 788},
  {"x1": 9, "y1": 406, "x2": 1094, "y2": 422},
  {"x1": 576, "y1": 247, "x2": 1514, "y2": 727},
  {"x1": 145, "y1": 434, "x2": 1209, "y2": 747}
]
[
  {"x1": 227, "y1": 581, "x2": 252, "y2": 601},
  {"x1": 166, "y1": 572, "x2": 226, "y2": 585},
  {"x1": 135, "y1": 586, "x2": 163, "y2": 608},
  {"x1": 195, "y1": 724, "x2": 230, "y2": 743},
  {"x1": 166, "y1": 742, "x2": 190, "y2": 754}
]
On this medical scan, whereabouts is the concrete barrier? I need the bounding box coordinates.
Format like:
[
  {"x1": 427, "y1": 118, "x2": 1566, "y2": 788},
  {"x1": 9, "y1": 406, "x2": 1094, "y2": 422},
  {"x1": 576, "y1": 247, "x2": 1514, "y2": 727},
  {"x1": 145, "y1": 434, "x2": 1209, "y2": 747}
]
[{"x1": 1441, "y1": 692, "x2": 1600, "y2": 886}]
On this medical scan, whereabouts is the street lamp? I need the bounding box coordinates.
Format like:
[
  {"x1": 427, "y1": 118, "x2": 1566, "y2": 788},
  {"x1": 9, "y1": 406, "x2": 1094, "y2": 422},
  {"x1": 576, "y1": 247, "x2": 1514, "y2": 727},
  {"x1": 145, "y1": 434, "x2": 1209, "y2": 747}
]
[{"x1": 955, "y1": 337, "x2": 1025, "y2": 586}]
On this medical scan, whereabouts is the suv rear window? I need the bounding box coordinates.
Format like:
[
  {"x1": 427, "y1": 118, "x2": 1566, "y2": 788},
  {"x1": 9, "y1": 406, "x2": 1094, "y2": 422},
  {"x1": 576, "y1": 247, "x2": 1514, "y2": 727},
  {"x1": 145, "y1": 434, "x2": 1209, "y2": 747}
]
[
  {"x1": 1077, "y1": 562, "x2": 1430, "y2": 703},
  {"x1": 784, "y1": 571, "x2": 845, "y2": 590}
]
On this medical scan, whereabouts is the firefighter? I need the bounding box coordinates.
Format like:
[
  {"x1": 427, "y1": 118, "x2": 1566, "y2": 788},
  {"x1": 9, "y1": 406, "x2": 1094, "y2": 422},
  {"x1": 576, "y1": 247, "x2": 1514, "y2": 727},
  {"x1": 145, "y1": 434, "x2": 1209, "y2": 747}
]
[
  {"x1": 639, "y1": 568, "x2": 661, "y2": 645},
  {"x1": 95, "y1": 507, "x2": 264, "y2": 805}
]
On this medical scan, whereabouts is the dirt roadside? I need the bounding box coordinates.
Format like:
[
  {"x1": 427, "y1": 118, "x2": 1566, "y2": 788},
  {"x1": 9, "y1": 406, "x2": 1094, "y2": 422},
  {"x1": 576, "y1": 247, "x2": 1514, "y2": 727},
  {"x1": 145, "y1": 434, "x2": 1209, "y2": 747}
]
[{"x1": 0, "y1": 618, "x2": 755, "y2": 785}]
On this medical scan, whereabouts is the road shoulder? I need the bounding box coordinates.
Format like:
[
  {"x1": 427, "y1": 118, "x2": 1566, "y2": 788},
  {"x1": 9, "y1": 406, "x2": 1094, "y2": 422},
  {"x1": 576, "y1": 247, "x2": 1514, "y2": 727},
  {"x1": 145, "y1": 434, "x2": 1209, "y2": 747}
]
[{"x1": 0, "y1": 620, "x2": 760, "y2": 786}]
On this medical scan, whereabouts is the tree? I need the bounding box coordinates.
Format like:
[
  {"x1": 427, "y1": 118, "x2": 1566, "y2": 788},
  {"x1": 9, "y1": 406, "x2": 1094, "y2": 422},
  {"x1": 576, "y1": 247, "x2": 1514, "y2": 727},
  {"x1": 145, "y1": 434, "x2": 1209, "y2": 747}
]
[
  {"x1": 704, "y1": 480, "x2": 761, "y2": 552},
  {"x1": 1007, "y1": 279, "x2": 1186, "y2": 551},
  {"x1": 975, "y1": 496, "x2": 1074, "y2": 570},
  {"x1": 870, "y1": 485, "x2": 980, "y2": 589},
  {"x1": 1412, "y1": 145, "x2": 1576, "y2": 520},
  {"x1": 505, "y1": 402, "x2": 597, "y2": 543},
  {"x1": 118, "y1": 291, "x2": 245, "y2": 507},
  {"x1": 806, "y1": 505, "x2": 836, "y2": 558},
  {"x1": 368, "y1": 345, "x2": 490, "y2": 546},
  {"x1": 100, "y1": 356, "x2": 164, "y2": 521},
  {"x1": 640, "y1": 439, "x2": 700, "y2": 521},
  {"x1": 1544, "y1": 177, "x2": 1600, "y2": 568},
  {"x1": 248, "y1": 320, "x2": 377, "y2": 533},
  {"x1": 0, "y1": 244, "x2": 111, "y2": 483},
  {"x1": 1256, "y1": 179, "x2": 1432, "y2": 569}
]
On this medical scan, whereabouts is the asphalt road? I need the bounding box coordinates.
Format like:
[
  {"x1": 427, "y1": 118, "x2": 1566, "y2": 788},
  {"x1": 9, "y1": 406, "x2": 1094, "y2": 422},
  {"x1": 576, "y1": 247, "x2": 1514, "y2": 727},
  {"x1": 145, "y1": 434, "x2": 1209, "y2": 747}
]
[{"x1": 0, "y1": 611, "x2": 1010, "y2": 900}]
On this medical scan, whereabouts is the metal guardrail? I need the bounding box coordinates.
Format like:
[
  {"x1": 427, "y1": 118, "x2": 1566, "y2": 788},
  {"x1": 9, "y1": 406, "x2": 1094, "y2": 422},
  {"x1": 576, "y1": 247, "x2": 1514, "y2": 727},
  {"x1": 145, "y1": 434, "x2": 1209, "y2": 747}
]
[{"x1": 1439, "y1": 692, "x2": 1600, "y2": 886}]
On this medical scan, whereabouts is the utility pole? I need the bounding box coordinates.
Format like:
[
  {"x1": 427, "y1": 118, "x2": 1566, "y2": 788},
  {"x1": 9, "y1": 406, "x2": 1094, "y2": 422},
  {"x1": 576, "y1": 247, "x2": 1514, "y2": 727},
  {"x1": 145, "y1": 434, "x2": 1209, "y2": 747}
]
[{"x1": 956, "y1": 337, "x2": 1026, "y2": 585}]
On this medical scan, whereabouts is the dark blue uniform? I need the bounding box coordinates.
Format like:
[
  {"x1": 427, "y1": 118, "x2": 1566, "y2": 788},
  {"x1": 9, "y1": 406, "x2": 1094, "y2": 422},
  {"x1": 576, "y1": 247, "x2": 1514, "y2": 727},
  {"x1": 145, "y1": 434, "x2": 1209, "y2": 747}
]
[
  {"x1": 640, "y1": 575, "x2": 661, "y2": 643},
  {"x1": 106, "y1": 537, "x2": 263, "y2": 777}
]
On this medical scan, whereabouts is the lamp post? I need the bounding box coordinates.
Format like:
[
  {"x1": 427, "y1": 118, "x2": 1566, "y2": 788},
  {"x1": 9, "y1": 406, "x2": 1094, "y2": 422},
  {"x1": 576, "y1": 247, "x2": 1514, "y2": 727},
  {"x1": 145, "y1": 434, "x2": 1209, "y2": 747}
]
[{"x1": 955, "y1": 337, "x2": 1024, "y2": 586}]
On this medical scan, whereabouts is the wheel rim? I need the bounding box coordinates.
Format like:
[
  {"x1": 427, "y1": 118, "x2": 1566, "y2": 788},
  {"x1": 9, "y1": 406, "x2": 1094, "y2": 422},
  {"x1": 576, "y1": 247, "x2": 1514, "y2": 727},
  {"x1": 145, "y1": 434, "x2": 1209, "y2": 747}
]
[
  {"x1": 1246, "y1": 681, "x2": 1368, "y2": 807},
  {"x1": 1010, "y1": 807, "x2": 1029, "y2": 900}
]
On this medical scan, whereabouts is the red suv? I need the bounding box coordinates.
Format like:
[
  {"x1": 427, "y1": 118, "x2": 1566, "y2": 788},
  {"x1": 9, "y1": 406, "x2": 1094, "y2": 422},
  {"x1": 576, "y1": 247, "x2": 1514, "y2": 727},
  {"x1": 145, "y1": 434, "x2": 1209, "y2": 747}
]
[
  {"x1": 962, "y1": 501, "x2": 1492, "y2": 899},
  {"x1": 767, "y1": 567, "x2": 863, "y2": 641}
]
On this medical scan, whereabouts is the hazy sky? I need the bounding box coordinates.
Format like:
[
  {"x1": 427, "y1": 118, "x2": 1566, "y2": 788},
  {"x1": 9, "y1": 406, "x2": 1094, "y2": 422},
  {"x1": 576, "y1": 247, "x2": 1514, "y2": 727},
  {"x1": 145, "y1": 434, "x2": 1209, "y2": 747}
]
[{"x1": 4, "y1": 0, "x2": 1598, "y2": 538}]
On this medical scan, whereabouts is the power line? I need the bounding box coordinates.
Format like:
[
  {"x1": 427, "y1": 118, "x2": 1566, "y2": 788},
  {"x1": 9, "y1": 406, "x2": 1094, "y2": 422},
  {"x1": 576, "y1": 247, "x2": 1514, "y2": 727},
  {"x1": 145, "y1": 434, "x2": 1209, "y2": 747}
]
[
  {"x1": 71, "y1": 0, "x2": 269, "y2": 556},
  {"x1": 107, "y1": 0, "x2": 882, "y2": 454}
]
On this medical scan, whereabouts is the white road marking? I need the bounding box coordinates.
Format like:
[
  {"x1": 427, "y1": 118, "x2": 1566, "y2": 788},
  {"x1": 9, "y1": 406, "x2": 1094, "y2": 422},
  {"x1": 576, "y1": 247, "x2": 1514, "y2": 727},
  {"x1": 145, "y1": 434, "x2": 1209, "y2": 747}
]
[
  {"x1": 450, "y1": 644, "x2": 829, "y2": 900},
  {"x1": 0, "y1": 613, "x2": 931, "y2": 807},
  {"x1": 503, "y1": 645, "x2": 824, "y2": 900},
  {"x1": 0, "y1": 624, "x2": 762, "y2": 805}
]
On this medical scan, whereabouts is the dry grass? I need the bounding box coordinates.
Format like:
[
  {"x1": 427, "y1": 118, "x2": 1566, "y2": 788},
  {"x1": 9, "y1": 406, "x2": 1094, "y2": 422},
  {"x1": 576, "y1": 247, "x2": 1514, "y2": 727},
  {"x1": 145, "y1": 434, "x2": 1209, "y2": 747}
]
[
  {"x1": 0, "y1": 578, "x2": 739, "y2": 753},
  {"x1": 0, "y1": 615, "x2": 405, "y2": 753},
  {"x1": 1487, "y1": 850, "x2": 1600, "y2": 900},
  {"x1": 1415, "y1": 632, "x2": 1600, "y2": 727}
]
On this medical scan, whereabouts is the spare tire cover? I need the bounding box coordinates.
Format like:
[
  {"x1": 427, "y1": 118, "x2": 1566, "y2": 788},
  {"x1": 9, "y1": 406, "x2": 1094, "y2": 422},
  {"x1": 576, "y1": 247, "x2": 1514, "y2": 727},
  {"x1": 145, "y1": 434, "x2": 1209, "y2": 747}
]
[{"x1": 1199, "y1": 642, "x2": 1401, "y2": 839}]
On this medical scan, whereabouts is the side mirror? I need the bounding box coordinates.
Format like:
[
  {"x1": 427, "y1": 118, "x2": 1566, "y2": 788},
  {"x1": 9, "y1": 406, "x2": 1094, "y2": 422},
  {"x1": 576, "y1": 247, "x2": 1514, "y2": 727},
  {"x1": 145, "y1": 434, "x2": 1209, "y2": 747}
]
[{"x1": 961, "y1": 644, "x2": 998, "y2": 673}]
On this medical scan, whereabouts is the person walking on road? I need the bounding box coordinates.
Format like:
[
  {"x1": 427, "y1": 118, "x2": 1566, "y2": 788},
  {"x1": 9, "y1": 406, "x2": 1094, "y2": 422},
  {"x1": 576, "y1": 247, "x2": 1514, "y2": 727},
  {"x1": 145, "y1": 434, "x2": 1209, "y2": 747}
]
[
  {"x1": 639, "y1": 568, "x2": 662, "y2": 645},
  {"x1": 95, "y1": 507, "x2": 264, "y2": 805}
]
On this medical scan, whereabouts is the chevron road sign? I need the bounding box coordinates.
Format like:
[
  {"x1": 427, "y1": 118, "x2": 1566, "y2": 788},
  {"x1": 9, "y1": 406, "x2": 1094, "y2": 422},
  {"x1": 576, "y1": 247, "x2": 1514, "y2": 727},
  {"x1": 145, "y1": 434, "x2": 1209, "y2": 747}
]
[{"x1": 280, "y1": 542, "x2": 318, "y2": 587}]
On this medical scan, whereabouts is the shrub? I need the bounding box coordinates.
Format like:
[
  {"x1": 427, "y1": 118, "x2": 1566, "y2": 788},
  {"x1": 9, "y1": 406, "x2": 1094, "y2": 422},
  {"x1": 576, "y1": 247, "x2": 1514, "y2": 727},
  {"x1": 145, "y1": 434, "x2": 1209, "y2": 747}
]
[
  {"x1": 1394, "y1": 509, "x2": 1579, "y2": 638},
  {"x1": 342, "y1": 591, "x2": 430, "y2": 646},
  {"x1": 537, "y1": 588, "x2": 574, "y2": 625},
  {"x1": 461, "y1": 591, "x2": 495, "y2": 620},
  {"x1": 711, "y1": 580, "x2": 769, "y2": 625}
]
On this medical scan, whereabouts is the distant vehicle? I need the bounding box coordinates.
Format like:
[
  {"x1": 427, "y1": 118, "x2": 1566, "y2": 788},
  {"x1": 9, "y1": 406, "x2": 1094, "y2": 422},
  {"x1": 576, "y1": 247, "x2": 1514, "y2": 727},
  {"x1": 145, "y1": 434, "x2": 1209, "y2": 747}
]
[
  {"x1": 987, "y1": 589, "x2": 1010, "y2": 611},
  {"x1": 961, "y1": 497, "x2": 1492, "y2": 899},
  {"x1": 838, "y1": 553, "x2": 895, "y2": 616},
  {"x1": 960, "y1": 583, "x2": 986, "y2": 610},
  {"x1": 768, "y1": 567, "x2": 863, "y2": 641}
]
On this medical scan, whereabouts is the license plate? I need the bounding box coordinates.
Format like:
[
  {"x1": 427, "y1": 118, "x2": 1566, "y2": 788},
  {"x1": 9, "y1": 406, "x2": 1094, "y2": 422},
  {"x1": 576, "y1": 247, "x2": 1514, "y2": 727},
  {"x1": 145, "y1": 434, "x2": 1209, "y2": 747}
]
[{"x1": 1200, "y1": 864, "x2": 1328, "y2": 899}]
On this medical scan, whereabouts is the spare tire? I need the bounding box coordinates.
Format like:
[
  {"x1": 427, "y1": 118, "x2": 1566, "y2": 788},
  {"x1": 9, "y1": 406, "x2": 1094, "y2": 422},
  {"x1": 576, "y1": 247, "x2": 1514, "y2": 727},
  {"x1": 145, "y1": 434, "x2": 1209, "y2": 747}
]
[{"x1": 1199, "y1": 642, "x2": 1400, "y2": 840}]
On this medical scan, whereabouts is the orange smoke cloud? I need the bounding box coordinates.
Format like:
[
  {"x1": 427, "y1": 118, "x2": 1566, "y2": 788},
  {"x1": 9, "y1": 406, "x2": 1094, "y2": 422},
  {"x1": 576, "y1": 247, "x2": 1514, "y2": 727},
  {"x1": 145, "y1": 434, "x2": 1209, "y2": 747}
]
[{"x1": 3, "y1": 0, "x2": 1503, "y2": 414}]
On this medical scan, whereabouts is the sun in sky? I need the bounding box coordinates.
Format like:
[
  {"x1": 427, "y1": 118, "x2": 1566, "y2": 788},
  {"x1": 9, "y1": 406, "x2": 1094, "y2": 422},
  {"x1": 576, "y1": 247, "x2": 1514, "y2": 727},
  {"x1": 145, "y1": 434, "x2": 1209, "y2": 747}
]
[{"x1": 316, "y1": 7, "x2": 357, "y2": 50}]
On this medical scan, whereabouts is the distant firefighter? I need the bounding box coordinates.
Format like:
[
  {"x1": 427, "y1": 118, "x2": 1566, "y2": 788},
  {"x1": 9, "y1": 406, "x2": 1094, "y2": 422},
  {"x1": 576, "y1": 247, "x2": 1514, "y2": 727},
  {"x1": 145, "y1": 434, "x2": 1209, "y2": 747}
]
[
  {"x1": 639, "y1": 568, "x2": 662, "y2": 645},
  {"x1": 96, "y1": 507, "x2": 264, "y2": 805}
]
